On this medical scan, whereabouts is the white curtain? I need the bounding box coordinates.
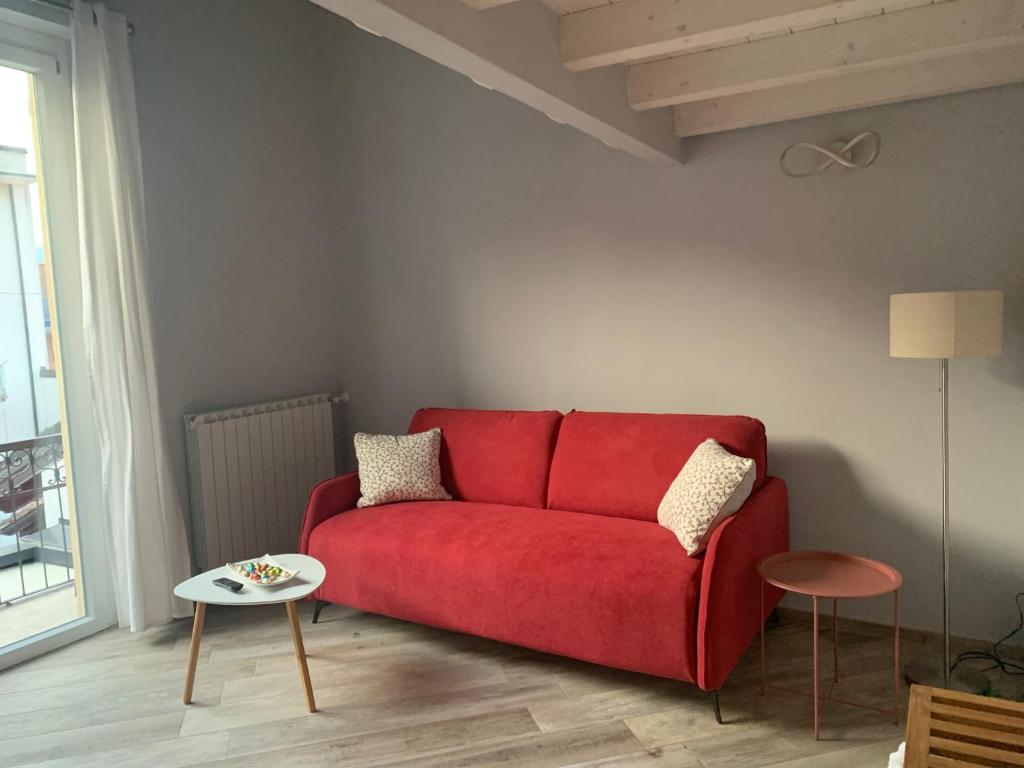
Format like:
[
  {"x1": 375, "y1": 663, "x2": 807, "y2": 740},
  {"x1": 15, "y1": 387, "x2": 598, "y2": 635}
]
[{"x1": 72, "y1": 2, "x2": 191, "y2": 630}]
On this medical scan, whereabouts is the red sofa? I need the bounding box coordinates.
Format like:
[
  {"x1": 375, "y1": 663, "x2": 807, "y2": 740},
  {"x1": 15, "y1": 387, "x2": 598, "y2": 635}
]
[{"x1": 299, "y1": 408, "x2": 788, "y2": 720}]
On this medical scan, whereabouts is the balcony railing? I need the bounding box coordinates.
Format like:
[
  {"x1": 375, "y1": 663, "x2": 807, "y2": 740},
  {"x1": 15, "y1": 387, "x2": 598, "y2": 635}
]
[{"x1": 0, "y1": 433, "x2": 74, "y2": 605}]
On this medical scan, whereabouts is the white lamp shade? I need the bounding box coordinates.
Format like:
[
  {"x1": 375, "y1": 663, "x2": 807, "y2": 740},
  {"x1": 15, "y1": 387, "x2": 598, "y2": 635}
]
[{"x1": 890, "y1": 290, "x2": 1003, "y2": 359}]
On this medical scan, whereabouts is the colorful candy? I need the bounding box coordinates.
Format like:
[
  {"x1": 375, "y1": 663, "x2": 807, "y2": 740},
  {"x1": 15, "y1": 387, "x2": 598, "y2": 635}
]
[{"x1": 231, "y1": 559, "x2": 290, "y2": 585}]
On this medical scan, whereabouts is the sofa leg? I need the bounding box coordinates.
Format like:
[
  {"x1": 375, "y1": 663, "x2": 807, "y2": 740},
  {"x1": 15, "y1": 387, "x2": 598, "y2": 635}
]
[
  {"x1": 312, "y1": 599, "x2": 328, "y2": 624},
  {"x1": 711, "y1": 690, "x2": 723, "y2": 724}
]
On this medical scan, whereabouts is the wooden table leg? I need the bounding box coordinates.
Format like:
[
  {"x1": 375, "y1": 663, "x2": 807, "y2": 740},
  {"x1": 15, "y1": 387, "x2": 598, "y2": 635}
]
[
  {"x1": 286, "y1": 600, "x2": 316, "y2": 713},
  {"x1": 183, "y1": 601, "x2": 206, "y2": 705},
  {"x1": 813, "y1": 596, "x2": 820, "y2": 740}
]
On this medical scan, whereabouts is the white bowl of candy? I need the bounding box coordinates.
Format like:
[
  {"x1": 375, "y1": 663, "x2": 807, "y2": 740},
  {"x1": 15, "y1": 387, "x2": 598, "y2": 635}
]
[{"x1": 227, "y1": 555, "x2": 298, "y2": 587}]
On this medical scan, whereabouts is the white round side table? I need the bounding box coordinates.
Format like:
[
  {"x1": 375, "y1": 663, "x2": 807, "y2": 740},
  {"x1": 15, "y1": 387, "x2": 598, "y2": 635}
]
[{"x1": 173, "y1": 553, "x2": 325, "y2": 712}]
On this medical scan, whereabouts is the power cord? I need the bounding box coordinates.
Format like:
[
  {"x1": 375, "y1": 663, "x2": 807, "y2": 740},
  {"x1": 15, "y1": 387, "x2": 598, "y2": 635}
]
[{"x1": 951, "y1": 592, "x2": 1024, "y2": 676}]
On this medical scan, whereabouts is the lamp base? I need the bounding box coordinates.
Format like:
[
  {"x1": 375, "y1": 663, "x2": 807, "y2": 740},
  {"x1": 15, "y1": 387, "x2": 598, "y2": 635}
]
[{"x1": 903, "y1": 661, "x2": 991, "y2": 695}]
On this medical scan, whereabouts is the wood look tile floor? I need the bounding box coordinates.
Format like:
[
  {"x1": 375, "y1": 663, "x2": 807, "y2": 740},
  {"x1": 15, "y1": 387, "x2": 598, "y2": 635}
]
[
  {"x1": 3, "y1": 602, "x2": 1016, "y2": 768},
  {"x1": 0, "y1": 583, "x2": 80, "y2": 648}
]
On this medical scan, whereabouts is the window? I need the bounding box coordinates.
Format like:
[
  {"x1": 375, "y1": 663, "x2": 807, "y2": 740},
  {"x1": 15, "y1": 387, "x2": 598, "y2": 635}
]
[{"x1": 0, "y1": 13, "x2": 116, "y2": 668}]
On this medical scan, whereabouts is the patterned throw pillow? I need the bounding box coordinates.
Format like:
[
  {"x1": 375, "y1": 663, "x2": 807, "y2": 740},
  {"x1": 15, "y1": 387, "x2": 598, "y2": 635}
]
[
  {"x1": 657, "y1": 439, "x2": 756, "y2": 556},
  {"x1": 354, "y1": 428, "x2": 452, "y2": 508}
]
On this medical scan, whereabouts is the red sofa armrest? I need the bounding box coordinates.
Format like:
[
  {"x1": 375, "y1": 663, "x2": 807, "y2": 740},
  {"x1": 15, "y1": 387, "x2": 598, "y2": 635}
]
[
  {"x1": 298, "y1": 471, "x2": 360, "y2": 554},
  {"x1": 696, "y1": 476, "x2": 789, "y2": 691}
]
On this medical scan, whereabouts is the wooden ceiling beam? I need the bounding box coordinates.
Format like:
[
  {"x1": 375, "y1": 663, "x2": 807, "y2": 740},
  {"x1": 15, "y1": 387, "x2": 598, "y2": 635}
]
[
  {"x1": 460, "y1": 0, "x2": 521, "y2": 9},
  {"x1": 543, "y1": 0, "x2": 612, "y2": 13},
  {"x1": 463, "y1": 0, "x2": 614, "y2": 13},
  {"x1": 562, "y1": 0, "x2": 898, "y2": 72},
  {"x1": 311, "y1": 0, "x2": 683, "y2": 164},
  {"x1": 463, "y1": 0, "x2": 615, "y2": 14},
  {"x1": 673, "y1": 42, "x2": 1024, "y2": 136},
  {"x1": 629, "y1": 0, "x2": 1024, "y2": 110}
]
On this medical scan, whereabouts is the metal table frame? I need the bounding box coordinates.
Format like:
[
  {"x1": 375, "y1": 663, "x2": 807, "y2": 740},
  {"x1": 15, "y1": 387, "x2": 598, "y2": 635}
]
[{"x1": 759, "y1": 571, "x2": 901, "y2": 739}]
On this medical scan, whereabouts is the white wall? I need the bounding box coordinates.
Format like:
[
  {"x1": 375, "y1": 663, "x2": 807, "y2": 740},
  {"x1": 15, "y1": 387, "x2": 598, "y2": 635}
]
[
  {"x1": 103, "y1": 0, "x2": 354, "y2": 545},
  {"x1": 324, "y1": 21, "x2": 1024, "y2": 643}
]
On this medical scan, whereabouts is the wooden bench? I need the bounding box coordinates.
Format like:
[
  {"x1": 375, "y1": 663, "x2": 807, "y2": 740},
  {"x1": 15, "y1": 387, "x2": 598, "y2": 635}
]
[{"x1": 905, "y1": 684, "x2": 1024, "y2": 766}]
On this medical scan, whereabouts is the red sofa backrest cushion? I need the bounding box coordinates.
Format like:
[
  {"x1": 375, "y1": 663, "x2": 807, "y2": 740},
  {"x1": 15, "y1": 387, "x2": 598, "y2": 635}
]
[
  {"x1": 407, "y1": 408, "x2": 563, "y2": 508},
  {"x1": 547, "y1": 411, "x2": 767, "y2": 522}
]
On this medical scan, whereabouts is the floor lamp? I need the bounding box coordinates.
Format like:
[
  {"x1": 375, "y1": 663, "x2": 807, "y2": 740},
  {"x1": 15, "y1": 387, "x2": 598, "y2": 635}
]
[{"x1": 890, "y1": 290, "x2": 1003, "y2": 690}]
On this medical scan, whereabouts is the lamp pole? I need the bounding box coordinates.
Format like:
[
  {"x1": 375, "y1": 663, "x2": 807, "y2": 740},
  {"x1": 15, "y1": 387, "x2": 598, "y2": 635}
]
[{"x1": 940, "y1": 358, "x2": 950, "y2": 689}]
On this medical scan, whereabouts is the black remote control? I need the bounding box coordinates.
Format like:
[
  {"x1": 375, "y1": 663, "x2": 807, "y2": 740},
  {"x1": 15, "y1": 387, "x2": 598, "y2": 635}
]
[{"x1": 213, "y1": 576, "x2": 243, "y2": 592}]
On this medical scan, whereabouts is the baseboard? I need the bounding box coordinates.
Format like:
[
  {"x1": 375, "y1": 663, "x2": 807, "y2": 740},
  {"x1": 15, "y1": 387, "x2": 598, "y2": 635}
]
[{"x1": 777, "y1": 606, "x2": 1024, "y2": 665}]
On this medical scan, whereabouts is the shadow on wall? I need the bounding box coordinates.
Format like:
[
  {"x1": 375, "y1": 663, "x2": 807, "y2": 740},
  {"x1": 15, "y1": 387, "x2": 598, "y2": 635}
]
[
  {"x1": 993, "y1": 291, "x2": 1024, "y2": 388},
  {"x1": 332, "y1": 398, "x2": 356, "y2": 473},
  {"x1": 771, "y1": 437, "x2": 921, "y2": 589},
  {"x1": 771, "y1": 438, "x2": 1021, "y2": 647}
]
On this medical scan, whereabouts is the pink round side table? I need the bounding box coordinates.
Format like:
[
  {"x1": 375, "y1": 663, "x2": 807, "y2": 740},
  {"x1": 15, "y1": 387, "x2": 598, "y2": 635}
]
[{"x1": 757, "y1": 550, "x2": 903, "y2": 740}]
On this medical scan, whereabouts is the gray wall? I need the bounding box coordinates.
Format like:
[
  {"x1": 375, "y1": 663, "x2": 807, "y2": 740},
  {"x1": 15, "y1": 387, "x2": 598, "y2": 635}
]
[
  {"x1": 105, "y1": 0, "x2": 353, "y2": 547},
  {"x1": 327, "y1": 22, "x2": 1024, "y2": 642},
  {"x1": 105, "y1": 0, "x2": 1022, "y2": 642}
]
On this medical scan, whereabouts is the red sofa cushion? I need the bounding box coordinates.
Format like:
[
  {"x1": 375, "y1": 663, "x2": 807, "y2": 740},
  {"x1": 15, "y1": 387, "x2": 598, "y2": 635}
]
[
  {"x1": 547, "y1": 411, "x2": 767, "y2": 522},
  {"x1": 308, "y1": 500, "x2": 701, "y2": 682},
  {"x1": 407, "y1": 408, "x2": 562, "y2": 508}
]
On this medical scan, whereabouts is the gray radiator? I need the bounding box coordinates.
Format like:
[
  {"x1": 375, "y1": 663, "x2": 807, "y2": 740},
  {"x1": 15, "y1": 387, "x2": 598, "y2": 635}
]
[{"x1": 185, "y1": 394, "x2": 335, "y2": 571}]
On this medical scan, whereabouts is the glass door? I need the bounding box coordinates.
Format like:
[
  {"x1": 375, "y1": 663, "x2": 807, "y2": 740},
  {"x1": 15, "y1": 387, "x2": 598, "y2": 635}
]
[{"x1": 0, "y1": 15, "x2": 114, "y2": 669}]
